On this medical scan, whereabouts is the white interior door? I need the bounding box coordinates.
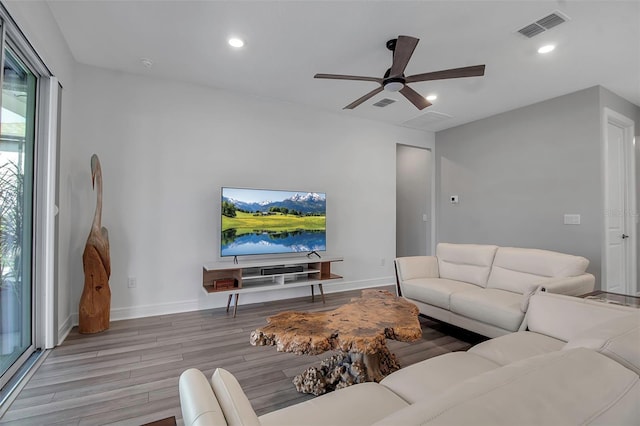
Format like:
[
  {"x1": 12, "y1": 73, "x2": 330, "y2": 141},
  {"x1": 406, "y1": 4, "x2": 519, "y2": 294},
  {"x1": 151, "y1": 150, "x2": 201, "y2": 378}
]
[{"x1": 603, "y1": 109, "x2": 637, "y2": 294}]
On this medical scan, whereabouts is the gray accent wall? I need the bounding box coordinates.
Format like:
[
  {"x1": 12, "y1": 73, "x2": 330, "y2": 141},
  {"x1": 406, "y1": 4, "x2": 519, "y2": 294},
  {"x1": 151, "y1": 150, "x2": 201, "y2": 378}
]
[{"x1": 436, "y1": 87, "x2": 607, "y2": 283}]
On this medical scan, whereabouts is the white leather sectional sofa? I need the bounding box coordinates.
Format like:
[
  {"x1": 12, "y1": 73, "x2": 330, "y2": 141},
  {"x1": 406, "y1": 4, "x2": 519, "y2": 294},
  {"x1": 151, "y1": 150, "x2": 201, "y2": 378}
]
[
  {"x1": 395, "y1": 243, "x2": 595, "y2": 337},
  {"x1": 179, "y1": 292, "x2": 640, "y2": 425}
]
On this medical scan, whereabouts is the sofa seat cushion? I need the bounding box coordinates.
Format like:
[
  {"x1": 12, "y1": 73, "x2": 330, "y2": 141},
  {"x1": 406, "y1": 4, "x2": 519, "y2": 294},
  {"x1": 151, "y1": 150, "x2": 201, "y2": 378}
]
[
  {"x1": 259, "y1": 382, "x2": 408, "y2": 426},
  {"x1": 450, "y1": 289, "x2": 524, "y2": 332},
  {"x1": 436, "y1": 243, "x2": 498, "y2": 287},
  {"x1": 401, "y1": 278, "x2": 482, "y2": 310},
  {"x1": 487, "y1": 247, "x2": 589, "y2": 294},
  {"x1": 373, "y1": 348, "x2": 640, "y2": 426},
  {"x1": 469, "y1": 331, "x2": 564, "y2": 366},
  {"x1": 380, "y1": 352, "x2": 499, "y2": 403}
]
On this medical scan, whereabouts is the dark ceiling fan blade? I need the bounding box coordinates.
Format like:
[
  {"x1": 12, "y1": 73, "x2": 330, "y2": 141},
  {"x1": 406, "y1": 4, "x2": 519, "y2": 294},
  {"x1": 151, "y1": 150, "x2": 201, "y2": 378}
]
[
  {"x1": 343, "y1": 86, "x2": 384, "y2": 109},
  {"x1": 389, "y1": 35, "x2": 419, "y2": 77},
  {"x1": 405, "y1": 64, "x2": 486, "y2": 83},
  {"x1": 315, "y1": 73, "x2": 383, "y2": 83},
  {"x1": 400, "y1": 86, "x2": 431, "y2": 110}
]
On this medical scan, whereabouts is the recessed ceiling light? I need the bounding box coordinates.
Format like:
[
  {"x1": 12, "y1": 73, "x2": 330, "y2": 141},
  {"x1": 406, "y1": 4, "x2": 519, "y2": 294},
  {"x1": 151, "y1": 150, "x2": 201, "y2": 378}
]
[
  {"x1": 537, "y1": 44, "x2": 555, "y2": 54},
  {"x1": 228, "y1": 38, "x2": 245, "y2": 48},
  {"x1": 140, "y1": 58, "x2": 153, "y2": 68},
  {"x1": 426, "y1": 94, "x2": 438, "y2": 102}
]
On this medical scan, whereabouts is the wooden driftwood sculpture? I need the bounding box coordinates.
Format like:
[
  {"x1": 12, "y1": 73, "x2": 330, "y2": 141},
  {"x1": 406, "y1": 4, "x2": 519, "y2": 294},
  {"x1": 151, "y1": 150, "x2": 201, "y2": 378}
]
[
  {"x1": 250, "y1": 289, "x2": 421, "y2": 395},
  {"x1": 79, "y1": 155, "x2": 111, "y2": 334}
]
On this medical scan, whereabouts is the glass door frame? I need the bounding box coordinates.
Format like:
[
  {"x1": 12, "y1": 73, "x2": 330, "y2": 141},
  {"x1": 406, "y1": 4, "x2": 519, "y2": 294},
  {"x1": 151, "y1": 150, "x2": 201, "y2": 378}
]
[{"x1": 0, "y1": 3, "x2": 58, "y2": 392}]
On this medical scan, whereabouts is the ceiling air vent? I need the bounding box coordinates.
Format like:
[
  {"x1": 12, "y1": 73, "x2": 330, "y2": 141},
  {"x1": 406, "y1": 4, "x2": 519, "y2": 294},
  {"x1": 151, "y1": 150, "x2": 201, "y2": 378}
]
[
  {"x1": 401, "y1": 111, "x2": 453, "y2": 130},
  {"x1": 518, "y1": 23, "x2": 545, "y2": 38},
  {"x1": 517, "y1": 11, "x2": 569, "y2": 38},
  {"x1": 536, "y1": 13, "x2": 566, "y2": 30},
  {"x1": 373, "y1": 98, "x2": 396, "y2": 107}
]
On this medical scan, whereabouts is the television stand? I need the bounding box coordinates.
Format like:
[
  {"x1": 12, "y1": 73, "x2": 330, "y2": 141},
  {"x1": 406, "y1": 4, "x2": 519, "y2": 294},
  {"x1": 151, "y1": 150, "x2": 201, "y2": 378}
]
[{"x1": 202, "y1": 256, "x2": 343, "y2": 317}]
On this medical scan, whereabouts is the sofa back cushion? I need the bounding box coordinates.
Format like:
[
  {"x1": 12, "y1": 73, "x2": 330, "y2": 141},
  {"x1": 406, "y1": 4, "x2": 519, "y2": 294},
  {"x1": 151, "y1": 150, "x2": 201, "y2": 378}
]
[
  {"x1": 487, "y1": 247, "x2": 589, "y2": 294},
  {"x1": 372, "y1": 348, "x2": 640, "y2": 426},
  {"x1": 563, "y1": 313, "x2": 640, "y2": 375},
  {"x1": 436, "y1": 243, "x2": 498, "y2": 287},
  {"x1": 526, "y1": 292, "x2": 637, "y2": 342}
]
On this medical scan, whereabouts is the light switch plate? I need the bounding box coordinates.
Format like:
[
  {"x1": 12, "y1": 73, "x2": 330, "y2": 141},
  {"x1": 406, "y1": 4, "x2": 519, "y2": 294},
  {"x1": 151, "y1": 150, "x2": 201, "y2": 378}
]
[{"x1": 564, "y1": 214, "x2": 581, "y2": 225}]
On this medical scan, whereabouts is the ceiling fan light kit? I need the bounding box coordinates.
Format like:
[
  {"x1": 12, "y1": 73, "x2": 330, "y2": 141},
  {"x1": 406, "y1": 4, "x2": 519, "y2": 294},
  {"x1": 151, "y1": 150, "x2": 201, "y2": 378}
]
[
  {"x1": 314, "y1": 35, "x2": 485, "y2": 110},
  {"x1": 383, "y1": 78, "x2": 404, "y2": 92}
]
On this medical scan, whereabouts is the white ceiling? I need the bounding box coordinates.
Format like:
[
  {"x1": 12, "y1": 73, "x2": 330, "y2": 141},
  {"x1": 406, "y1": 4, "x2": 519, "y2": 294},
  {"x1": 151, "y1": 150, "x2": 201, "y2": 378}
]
[{"x1": 45, "y1": 0, "x2": 640, "y2": 132}]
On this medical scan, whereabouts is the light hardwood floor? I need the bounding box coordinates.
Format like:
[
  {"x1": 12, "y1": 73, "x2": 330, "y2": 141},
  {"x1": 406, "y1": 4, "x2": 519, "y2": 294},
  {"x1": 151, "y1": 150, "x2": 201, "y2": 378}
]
[{"x1": 0, "y1": 287, "x2": 484, "y2": 425}]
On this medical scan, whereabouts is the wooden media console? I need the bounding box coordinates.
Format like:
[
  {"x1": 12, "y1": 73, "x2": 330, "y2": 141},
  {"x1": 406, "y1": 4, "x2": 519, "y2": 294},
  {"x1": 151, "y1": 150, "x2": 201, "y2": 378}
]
[{"x1": 202, "y1": 256, "x2": 343, "y2": 317}]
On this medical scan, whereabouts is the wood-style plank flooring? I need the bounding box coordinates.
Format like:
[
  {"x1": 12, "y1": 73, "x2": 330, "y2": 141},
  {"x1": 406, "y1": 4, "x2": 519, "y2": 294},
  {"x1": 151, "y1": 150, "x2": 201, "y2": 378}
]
[{"x1": 0, "y1": 287, "x2": 484, "y2": 425}]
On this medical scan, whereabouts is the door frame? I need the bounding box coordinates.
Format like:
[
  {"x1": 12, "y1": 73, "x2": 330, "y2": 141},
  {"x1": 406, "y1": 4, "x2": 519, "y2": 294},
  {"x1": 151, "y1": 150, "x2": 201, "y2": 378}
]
[
  {"x1": 395, "y1": 143, "x2": 435, "y2": 257},
  {"x1": 602, "y1": 107, "x2": 637, "y2": 294},
  {"x1": 0, "y1": 3, "x2": 58, "y2": 398}
]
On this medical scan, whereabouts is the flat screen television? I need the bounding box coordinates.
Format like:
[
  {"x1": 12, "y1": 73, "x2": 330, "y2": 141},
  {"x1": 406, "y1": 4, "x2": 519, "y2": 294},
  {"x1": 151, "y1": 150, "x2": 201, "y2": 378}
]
[{"x1": 221, "y1": 187, "x2": 326, "y2": 257}]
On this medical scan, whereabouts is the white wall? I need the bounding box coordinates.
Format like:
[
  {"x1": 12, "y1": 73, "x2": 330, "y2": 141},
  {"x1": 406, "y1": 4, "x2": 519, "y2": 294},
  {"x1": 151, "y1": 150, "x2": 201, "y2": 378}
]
[
  {"x1": 68, "y1": 64, "x2": 433, "y2": 321},
  {"x1": 5, "y1": 0, "x2": 435, "y2": 332}
]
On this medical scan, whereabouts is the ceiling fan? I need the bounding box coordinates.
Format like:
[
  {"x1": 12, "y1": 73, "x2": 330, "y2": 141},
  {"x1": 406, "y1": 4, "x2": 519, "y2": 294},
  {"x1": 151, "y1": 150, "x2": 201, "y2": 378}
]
[{"x1": 314, "y1": 35, "x2": 485, "y2": 110}]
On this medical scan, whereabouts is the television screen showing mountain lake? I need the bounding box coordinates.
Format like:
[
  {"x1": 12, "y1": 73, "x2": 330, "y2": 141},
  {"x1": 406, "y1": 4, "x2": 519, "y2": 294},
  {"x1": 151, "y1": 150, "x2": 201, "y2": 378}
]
[{"x1": 220, "y1": 188, "x2": 327, "y2": 257}]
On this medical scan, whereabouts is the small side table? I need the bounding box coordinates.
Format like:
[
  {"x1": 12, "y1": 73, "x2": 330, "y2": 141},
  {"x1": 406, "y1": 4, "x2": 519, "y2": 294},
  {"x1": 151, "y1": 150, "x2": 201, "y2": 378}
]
[{"x1": 579, "y1": 290, "x2": 640, "y2": 309}]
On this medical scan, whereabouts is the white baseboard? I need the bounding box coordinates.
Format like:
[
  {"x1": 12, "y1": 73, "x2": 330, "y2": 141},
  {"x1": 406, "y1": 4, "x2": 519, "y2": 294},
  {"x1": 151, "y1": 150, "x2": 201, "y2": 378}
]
[{"x1": 68, "y1": 277, "x2": 396, "y2": 326}]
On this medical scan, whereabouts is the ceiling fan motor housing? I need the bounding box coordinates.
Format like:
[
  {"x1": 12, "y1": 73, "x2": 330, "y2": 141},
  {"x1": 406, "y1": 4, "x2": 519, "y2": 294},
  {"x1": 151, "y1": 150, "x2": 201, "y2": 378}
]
[{"x1": 382, "y1": 67, "x2": 405, "y2": 91}]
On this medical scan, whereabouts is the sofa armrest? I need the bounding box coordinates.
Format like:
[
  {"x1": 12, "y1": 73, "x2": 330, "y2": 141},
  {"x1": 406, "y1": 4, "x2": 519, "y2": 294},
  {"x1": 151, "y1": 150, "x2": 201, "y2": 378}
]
[
  {"x1": 539, "y1": 274, "x2": 595, "y2": 296},
  {"x1": 519, "y1": 274, "x2": 595, "y2": 314},
  {"x1": 395, "y1": 256, "x2": 439, "y2": 281},
  {"x1": 211, "y1": 368, "x2": 261, "y2": 426},
  {"x1": 179, "y1": 368, "x2": 228, "y2": 426},
  {"x1": 395, "y1": 256, "x2": 439, "y2": 297}
]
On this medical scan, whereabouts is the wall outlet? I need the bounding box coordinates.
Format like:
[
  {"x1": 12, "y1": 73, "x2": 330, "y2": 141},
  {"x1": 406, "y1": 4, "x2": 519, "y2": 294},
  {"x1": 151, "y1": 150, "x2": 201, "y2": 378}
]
[{"x1": 128, "y1": 276, "x2": 137, "y2": 288}]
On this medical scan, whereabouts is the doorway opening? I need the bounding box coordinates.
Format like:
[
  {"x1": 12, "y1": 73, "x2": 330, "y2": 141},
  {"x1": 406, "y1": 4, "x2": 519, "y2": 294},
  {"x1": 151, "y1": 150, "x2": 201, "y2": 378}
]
[{"x1": 396, "y1": 144, "x2": 433, "y2": 258}]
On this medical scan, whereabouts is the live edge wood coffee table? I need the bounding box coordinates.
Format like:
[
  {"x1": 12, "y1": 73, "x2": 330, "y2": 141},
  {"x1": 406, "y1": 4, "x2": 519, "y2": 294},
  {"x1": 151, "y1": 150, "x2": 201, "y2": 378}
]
[{"x1": 250, "y1": 289, "x2": 421, "y2": 395}]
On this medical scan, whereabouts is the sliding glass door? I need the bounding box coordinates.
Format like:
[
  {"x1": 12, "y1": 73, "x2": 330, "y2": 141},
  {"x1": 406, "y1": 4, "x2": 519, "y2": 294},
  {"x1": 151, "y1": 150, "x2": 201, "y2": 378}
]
[
  {"x1": 0, "y1": 5, "x2": 58, "y2": 397},
  {"x1": 0, "y1": 45, "x2": 37, "y2": 389}
]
